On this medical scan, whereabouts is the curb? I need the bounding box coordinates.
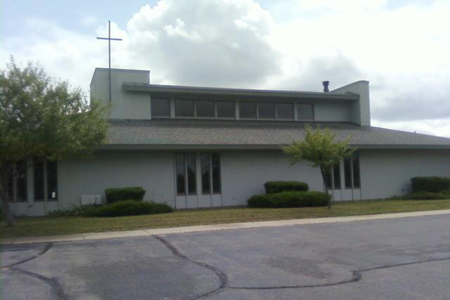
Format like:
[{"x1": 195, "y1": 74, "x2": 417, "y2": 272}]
[{"x1": 2, "y1": 209, "x2": 450, "y2": 245}]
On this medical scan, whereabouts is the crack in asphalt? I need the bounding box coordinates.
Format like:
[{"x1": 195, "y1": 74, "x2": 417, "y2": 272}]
[
  {"x1": 1, "y1": 242, "x2": 53, "y2": 269},
  {"x1": 153, "y1": 235, "x2": 450, "y2": 299},
  {"x1": 153, "y1": 235, "x2": 228, "y2": 300},
  {"x1": 11, "y1": 267, "x2": 68, "y2": 300},
  {"x1": 4, "y1": 237, "x2": 450, "y2": 300},
  {"x1": 1, "y1": 242, "x2": 68, "y2": 300},
  {"x1": 228, "y1": 256, "x2": 450, "y2": 290}
]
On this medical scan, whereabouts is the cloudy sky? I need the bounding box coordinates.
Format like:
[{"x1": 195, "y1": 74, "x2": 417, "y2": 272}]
[{"x1": 2, "y1": 0, "x2": 450, "y2": 137}]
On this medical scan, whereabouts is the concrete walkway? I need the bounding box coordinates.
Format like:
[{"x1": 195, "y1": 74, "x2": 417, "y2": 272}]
[{"x1": 2, "y1": 209, "x2": 450, "y2": 245}]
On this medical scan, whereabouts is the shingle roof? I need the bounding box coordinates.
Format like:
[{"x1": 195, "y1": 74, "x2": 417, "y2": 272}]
[{"x1": 105, "y1": 119, "x2": 450, "y2": 149}]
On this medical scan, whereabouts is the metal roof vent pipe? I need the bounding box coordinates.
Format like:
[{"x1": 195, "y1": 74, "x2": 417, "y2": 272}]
[{"x1": 322, "y1": 81, "x2": 330, "y2": 92}]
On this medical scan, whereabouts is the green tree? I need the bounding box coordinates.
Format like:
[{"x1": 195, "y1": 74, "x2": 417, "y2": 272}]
[
  {"x1": 282, "y1": 125, "x2": 354, "y2": 208},
  {"x1": 0, "y1": 58, "x2": 108, "y2": 226}
]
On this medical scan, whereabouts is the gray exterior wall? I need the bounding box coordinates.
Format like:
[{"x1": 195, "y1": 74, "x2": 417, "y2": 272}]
[
  {"x1": 314, "y1": 102, "x2": 352, "y2": 122},
  {"x1": 331, "y1": 81, "x2": 371, "y2": 126},
  {"x1": 57, "y1": 150, "x2": 325, "y2": 210},
  {"x1": 221, "y1": 151, "x2": 324, "y2": 205},
  {"x1": 360, "y1": 149, "x2": 450, "y2": 199},
  {"x1": 91, "y1": 69, "x2": 151, "y2": 120},
  {"x1": 8, "y1": 148, "x2": 450, "y2": 216},
  {"x1": 58, "y1": 151, "x2": 175, "y2": 209}
]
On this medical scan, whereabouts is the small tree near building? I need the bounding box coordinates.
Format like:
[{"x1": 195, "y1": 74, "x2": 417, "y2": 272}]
[
  {"x1": 282, "y1": 125, "x2": 354, "y2": 209},
  {"x1": 0, "y1": 58, "x2": 108, "y2": 226}
]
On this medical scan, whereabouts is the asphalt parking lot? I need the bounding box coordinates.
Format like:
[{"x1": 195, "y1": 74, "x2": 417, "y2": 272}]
[{"x1": 2, "y1": 214, "x2": 450, "y2": 300}]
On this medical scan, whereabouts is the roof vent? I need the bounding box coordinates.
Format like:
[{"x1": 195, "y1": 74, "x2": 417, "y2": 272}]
[{"x1": 322, "y1": 81, "x2": 330, "y2": 92}]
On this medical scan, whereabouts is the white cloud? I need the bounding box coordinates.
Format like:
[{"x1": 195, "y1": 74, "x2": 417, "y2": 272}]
[
  {"x1": 2, "y1": 0, "x2": 450, "y2": 137},
  {"x1": 122, "y1": 0, "x2": 279, "y2": 86},
  {"x1": 164, "y1": 19, "x2": 202, "y2": 41},
  {"x1": 79, "y1": 14, "x2": 98, "y2": 27}
]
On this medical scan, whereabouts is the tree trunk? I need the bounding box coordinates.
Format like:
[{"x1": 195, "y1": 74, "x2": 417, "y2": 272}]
[
  {"x1": 0, "y1": 173, "x2": 15, "y2": 227},
  {"x1": 320, "y1": 167, "x2": 332, "y2": 209}
]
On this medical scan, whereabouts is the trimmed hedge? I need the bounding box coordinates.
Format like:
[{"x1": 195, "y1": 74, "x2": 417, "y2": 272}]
[
  {"x1": 264, "y1": 181, "x2": 309, "y2": 194},
  {"x1": 105, "y1": 187, "x2": 146, "y2": 204},
  {"x1": 411, "y1": 177, "x2": 450, "y2": 193},
  {"x1": 403, "y1": 192, "x2": 450, "y2": 200},
  {"x1": 85, "y1": 200, "x2": 173, "y2": 217},
  {"x1": 47, "y1": 204, "x2": 101, "y2": 217},
  {"x1": 248, "y1": 191, "x2": 329, "y2": 208}
]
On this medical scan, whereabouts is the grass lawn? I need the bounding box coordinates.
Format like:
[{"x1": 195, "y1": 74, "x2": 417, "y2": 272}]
[{"x1": 2, "y1": 199, "x2": 450, "y2": 239}]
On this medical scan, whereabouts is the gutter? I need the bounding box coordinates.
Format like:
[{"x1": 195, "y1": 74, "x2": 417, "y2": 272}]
[
  {"x1": 98, "y1": 144, "x2": 450, "y2": 151},
  {"x1": 122, "y1": 83, "x2": 359, "y2": 101}
]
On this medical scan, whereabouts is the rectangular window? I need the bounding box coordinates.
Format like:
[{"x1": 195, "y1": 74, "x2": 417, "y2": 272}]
[
  {"x1": 276, "y1": 103, "x2": 294, "y2": 120},
  {"x1": 34, "y1": 160, "x2": 44, "y2": 201},
  {"x1": 353, "y1": 152, "x2": 361, "y2": 189},
  {"x1": 151, "y1": 98, "x2": 170, "y2": 117},
  {"x1": 217, "y1": 101, "x2": 235, "y2": 118},
  {"x1": 212, "y1": 153, "x2": 221, "y2": 194},
  {"x1": 16, "y1": 160, "x2": 28, "y2": 202},
  {"x1": 239, "y1": 101, "x2": 257, "y2": 119},
  {"x1": 175, "y1": 99, "x2": 195, "y2": 117},
  {"x1": 344, "y1": 152, "x2": 361, "y2": 189},
  {"x1": 333, "y1": 164, "x2": 341, "y2": 189},
  {"x1": 176, "y1": 154, "x2": 186, "y2": 195},
  {"x1": 325, "y1": 164, "x2": 341, "y2": 189},
  {"x1": 7, "y1": 174, "x2": 13, "y2": 202},
  {"x1": 258, "y1": 102, "x2": 275, "y2": 119},
  {"x1": 200, "y1": 153, "x2": 222, "y2": 195},
  {"x1": 196, "y1": 100, "x2": 215, "y2": 118},
  {"x1": 297, "y1": 104, "x2": 314, "y2": 120},
  {"x1": 7, "y1": 161, "x2": 28, "y2": 202},
  {"x1": 47, "y1": 160, "x2": 58, "y2": 200},
  {"x1": 176, "y1": 154, "x2": 198, "y2": 196},
  {"x1": 34, "y1": 159, "x2": 57, "y2": 201},
  {"x1": 344, "y1": 157, "x2": 352, "y2": 189},
  {"x1": 186, "y1": 154, "x2": 197, "y2": 195},
  {"x1": 201, "y1": 153, "x2": 211, "y2": 194}
]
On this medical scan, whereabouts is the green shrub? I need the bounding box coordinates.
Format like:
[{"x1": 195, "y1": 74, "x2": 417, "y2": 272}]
[
  {"x1": 411, "y1": 177, "x2": 450, "y2": 193},
  {"x1": 85, "y1": 200, "x2": 173, "y2": 217},
  {"x1": 105, "y1": 187, "x2": 146, "y2": 204},
  {"x1": 403, "y1": 192, "x2": 450, "y2": 200},
  {"x1": 47, "y1": 204, "x2": 100, "y2": 217},
  {"x1": 264, "y1": 181, "x2": 309, "y2": 194},
  {"x1": 248, "y1": 191, "x2": 329, "y2": 208}
]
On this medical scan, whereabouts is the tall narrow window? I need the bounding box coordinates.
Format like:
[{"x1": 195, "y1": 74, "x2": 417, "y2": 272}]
[
  {"x1": 212, "y1": 153, "x2": 221, "y2": 194},
  {"x1": 34, "y1": 160, "x2": 57, "y2": 201},
  {"x1": 151, "y1": 98, "x2": 170, "y2": 117},
  {"x1": 344, "y1": 152, "x2": 361, "y2": 189},
  {"x1": 47, "y1": 160, "x2": 58, "y2": 200},
  {"x1": 352, "y1": 152, "x2": 361, "y2": 189},
  {"x1": 7, "y1": 161, "x2": 27, "y2": 202},
  {"x1": 333, "y1": 164, "x2": 341, "y2": 189},
  {"x1": 239, "y1": 101, "x2": 257, "y2": 119},
  {"x1": 186, "y1": 154, "x2": 197, "y2": 195},
  {"x1": 176, "y1": 154, "x2": 186, "y2": 195},
  {"x1": 7, "y1": 173, "x2": 13, "y2": 202},
  {"x1": 325, "y1": 164, "x2": 341, "y2": 189},
  {"x1": 344, "y1": 157, "x2": 352, "y2": 189},
  {"x1": 17, "y1": 160, "x2": 28, "y2": 202},
  {"x1": 201, "y1": 153, "x2": 211, "y2": 194},
  {"x1": 34, "y1": 160, "x2": 44, "y2": 201}
]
